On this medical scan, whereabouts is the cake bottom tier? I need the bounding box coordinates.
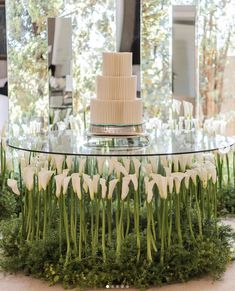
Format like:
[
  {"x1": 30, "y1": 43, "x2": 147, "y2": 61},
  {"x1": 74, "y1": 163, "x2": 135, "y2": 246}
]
[{"x1": 90, "y1": 98, "x2": 143, "y2": 125}]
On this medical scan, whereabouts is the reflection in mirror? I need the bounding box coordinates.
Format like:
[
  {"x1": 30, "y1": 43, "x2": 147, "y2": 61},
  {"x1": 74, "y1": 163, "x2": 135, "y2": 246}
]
[
  {"x1": 48, "y1": 17, "x2": 73, "y2": 129},
  {"x1": 172, "y1": 5, "x2": 197, "y2": 113},
  {"x1": 116, "y1": 0, "x2": 141, "y2": 97}
]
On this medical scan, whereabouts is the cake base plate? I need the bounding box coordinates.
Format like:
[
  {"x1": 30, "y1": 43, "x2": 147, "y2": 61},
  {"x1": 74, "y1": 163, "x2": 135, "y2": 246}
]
[
  {"x1": 89, "y1": 124, "x2": 144, "y2": 136},
  {"x1": 85, "y1": 133, "x2": 149, "y2": 150}
]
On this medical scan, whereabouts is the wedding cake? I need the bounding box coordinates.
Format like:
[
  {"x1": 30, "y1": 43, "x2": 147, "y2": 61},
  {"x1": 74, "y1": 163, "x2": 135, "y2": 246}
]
[{"x1": 90, "y1": 52, "x2": 143, "y2": 132}]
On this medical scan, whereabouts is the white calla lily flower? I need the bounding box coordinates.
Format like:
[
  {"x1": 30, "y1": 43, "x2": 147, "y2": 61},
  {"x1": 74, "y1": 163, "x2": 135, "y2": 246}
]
[
  {"x1": 147, "y1": 180, "x2": 155, "y2": 203},
  {"x1": 93, "y1": 174, "x2": 100, "y2": 194},
  {"x1": 186, "y1": 169, "x2": 197, "y2": 186},
  {"x1": 97, "y1": 157, "x2": 106, "y2": 175},
  {"x1": 195, "y1": 167, "x2": 208, "y2": 189},
  {"x1": 164, "y1": 166, "x2": 171, "y2": 177},
  {"x1": 71, "y1": 173, "x2": 81, "y2": 199},
  {"x1": 123, "y1": 158, "x2": 131, "y2": 174},
  {"x1": 184, "y1": 174, "x2": 190, "y2": 190},
  {"x1": 108, "y1": 157, "x2": 118, "y2": 175},
  {"x1": 7, "y1": 179, "x2": 20, "y2": 196},
  {"x1": 100, "y1": 178, "x2": 107, "y2": 199},
  {"x1": 129, "y1": 173, "x2": 138, "y2": 191},
  {"x1": 22, "y1": 166, "x2": 35, "y2": 191},
  {"x1": 66, "y1": 156, "x2": 73, "y2": 170},
  {"x1": 144, "y1": 176, "x2": 150, "y2": 192},
  {"x1": 121, "y1": 176, "x2": 131, "y2": 200},
  {"x1": 79, "y1": 158, "x2": 86, "y2": 175},
  {"x1": 55, "y1": 174, "x2": 65, "y2": 198},
  {"x1": 172, "y1": 155, "x2": 179, "y2": 172},
  {"x1": 178, "y1": 155, "x2": 188, "y2": 172},
  {"x1": 171, "y1": 172, "x2": 185, "y2": 194},
  {"x1": 132, "y1": 158, "x2": 141, "y2": 176},
  {"x1": 54, "y1": 155, "x2": 65, "y2": 174},
  {"x1": 63, "y1": 176, "x2": 71, "y2": 195},
  {"x1": 108, "y1": 179, "x2": 119, "y2": 199},
  {"x1": 115, "y1": 161, "x2": 128, "y2": 177},
  {"x1": 83, "y1": 174, "x2": 94, "y2": 200},
  {"x1": 149, "y1": 156, "x2": 158, "y2": 173},
  {"x1": 144, "y1": 163, "x2": 153, "y2": 175},
  {"x1": 168, "y1": 176, "x2": 174, "y2": 193},
  {"x1": 38, "y1": 170, "x2": 54, "y2": 191},
  {"x1": 160, "y1": 156, "x2": 168, "y2": 167},
  {"x1": 153, "y1": 174, "x2": 168, "y2": 199}
]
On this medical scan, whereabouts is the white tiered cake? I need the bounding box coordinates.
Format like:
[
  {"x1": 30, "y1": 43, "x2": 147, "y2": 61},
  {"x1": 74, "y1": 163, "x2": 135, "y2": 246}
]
[{"x1": 90, "y1": 52, "x2": 143, "y2": 130}]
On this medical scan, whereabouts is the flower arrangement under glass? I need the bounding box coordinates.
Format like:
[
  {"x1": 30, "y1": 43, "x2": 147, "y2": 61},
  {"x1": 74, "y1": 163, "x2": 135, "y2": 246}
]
[{"x1": 1, "y1": 125, "x2": 235, "y2": 287}]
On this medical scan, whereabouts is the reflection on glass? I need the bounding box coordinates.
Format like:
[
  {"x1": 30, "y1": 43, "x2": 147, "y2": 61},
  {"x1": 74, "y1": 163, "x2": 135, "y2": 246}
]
[
  {"x1": 172, "y1": 5, "x2": 196, "y2": 99},
  {"x1": 48, "y1": 17, "x2": 73, "y2": 128},
  {"x1": 116, "y1": 0, "x2": 140, "y2": 97}
]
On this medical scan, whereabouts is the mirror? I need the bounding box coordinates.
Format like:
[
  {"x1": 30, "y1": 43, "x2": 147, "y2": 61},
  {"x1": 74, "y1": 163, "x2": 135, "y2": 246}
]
[
  {"x1": 116, "y1": 0, "x2": 141, "y2": 97},
  {"x1": 172, "y1": 5, "x2": 196, "y2": 98},
  {"x1": 48, "y1": 17, "x2": 73, "y2": 128}
]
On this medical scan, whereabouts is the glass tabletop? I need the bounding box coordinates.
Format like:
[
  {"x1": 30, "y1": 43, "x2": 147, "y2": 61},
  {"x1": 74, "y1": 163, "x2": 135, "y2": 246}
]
[{"x1": 7, "y1": 129, "x2": 235, "y2": 157}]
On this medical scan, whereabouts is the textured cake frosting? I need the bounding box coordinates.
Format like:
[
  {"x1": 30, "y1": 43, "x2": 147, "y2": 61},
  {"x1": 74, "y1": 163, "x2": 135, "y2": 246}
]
[{"x1": 90, "y1": 52, "x2": 143, "y2": 126}]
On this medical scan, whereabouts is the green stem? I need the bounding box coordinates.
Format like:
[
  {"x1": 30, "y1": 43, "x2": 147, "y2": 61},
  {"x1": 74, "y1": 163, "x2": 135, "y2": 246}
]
[
  {"x1": 175, "y1": 193, "x2": 183, "y2": 246},
  {"x1": 62, "y1": 194, "x2": 71, "y2": 265},
  {"x1": 102, "y1": 200, "x2": 106, "y2": 262}
]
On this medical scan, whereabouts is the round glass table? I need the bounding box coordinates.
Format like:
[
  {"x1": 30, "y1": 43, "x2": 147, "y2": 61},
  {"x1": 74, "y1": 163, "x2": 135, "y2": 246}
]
[{"x1": 7, "y1": 129, "x2": 235, "y2": 156}]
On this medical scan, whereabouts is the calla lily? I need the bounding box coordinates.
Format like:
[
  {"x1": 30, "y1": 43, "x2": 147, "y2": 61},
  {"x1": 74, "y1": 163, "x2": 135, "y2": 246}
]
[
  {"x1": 144, "y1": 176, "x2": 149, "y2": 190},
  {"x1": 115, "y1": 161, "x2": 128, "y2": 177},
  {"x1": 7, "y1": 179, "x2": 20, "y2": 196},
  {"x1": 38, "y1": 170, "x2": 54, "y2": 191},
  {"x1": 54, "y1": 155, "x2": 65, "y2": 174},
  {"x1": 205, "y1": 164, "x2": 217, "y2": 185},
  {"x1": 178, "y1": 155, "x2": 188, "y2": 172},
  {"x1": 62, "y1": 168, "x2": 70, "y2": 176},
  {"x1": 55, "y1": 173, "x2": 65, "y2": 198},
  {"x1": 133, "y1": 158, "x2": 141, "y2": 176},
  {"x1": 20, "y1": 157, "x2": 28, "y2": 172},
  {"x1": 108, "y1": 157, "x2": 117, "y2": 175},
  {"x1": 147, "y1": 179, "x2": 155, "y2": 203},
  {"x1": 22, "y1": 166, "x2": 35, "y2": 191},
  {"x1": 172, "y1": 155, "x2": 179, "y2": 172},
  {"x1": 100, "y1": 178, "x2": 107, "y2": 199},
  {"x1": 171, "y1": 172, "x2": 185, "y2": 194},
  {"x1": 123, "y1": 158, "x2": 131, "y2": 174},
  {"x1": 121, "y1": 176, "x2": 131, "y2": 200},
  {"x1": 168, "y1": 176, "x2": 174, "y2": 193},
  {"x1": 63, "y1": 176, "x2": 71, "y2": 195},
  {"x1": 129, "y1": 174, "x2": 138, "y2": 191},
  {"x1": 144, "y1": 163, "x2": 153, "y2": 175},
  {"x1": 164, "y1": 167, "x2": 171, "y2": 177},
  {"x1": 93, "y1": 174, "x2": 100, "y2": 194},
  {"x1": 149, "y1": 156, "x2": 158, "y2": 173},
  {"x1": 108, "y1": 179, "x2": 119, "y2": 199},
  {"x1": 71, "y1": 173, "x2": 81, "y2": 199},
  {"x1": 79, "y1": 158, "x2": 86, "y2": 175},
  {"x1": 153, "y1": 174, "x2": 168, "y2": 200},
  {"x1": 83, "y1": 174, "x2": 94, "y2": 200},
  {"x1": 66, "y1": 156, "x2": 73, "y2": 170},
  {"x1": 184, "y1": 173, "x2": 190, "y2": 190},
  {"x1": 160, "y1": 156, "x2": 168, "y2": 167},
  {"x1": 195, "y1": 167, "x2": 208, "y2": 189},
  {"x1": 97, "y1": 157, "x2": 105, "y2": 175},
  {"x1": 186, "y1": 169, "x2": 198, "y2": 186}
]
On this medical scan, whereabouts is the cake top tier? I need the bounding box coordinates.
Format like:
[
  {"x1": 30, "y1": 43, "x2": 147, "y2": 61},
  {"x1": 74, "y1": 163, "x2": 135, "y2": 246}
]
[{"x1": 102, "y1": 52, "x2": 132, "y2": 76}]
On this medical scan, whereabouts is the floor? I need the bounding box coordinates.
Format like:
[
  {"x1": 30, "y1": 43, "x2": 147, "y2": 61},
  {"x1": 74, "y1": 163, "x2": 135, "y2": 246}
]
[{"x1": 0, "y1": 219, "x2": 235, "y2": 291}]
